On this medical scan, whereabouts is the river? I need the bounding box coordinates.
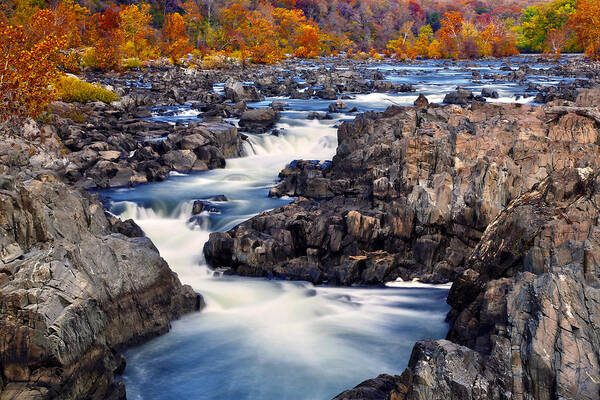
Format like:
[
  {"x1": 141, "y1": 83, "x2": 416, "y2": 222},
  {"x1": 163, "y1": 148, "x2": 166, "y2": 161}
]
[{"x1": 99, "y1": 57, "x2": 570, "y2": 399}]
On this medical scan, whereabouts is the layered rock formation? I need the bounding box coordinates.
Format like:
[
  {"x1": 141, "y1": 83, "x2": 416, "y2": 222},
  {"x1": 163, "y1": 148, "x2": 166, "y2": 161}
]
[
  {"x1": 0, "y1": 136, "x2": 201, "y2": 399},
  {"x1": 336, "y1": 168, "x2": 600, "y2": 400},
  {"x1": 205, "y1": 92, "x2": 600, "y2": 285}
]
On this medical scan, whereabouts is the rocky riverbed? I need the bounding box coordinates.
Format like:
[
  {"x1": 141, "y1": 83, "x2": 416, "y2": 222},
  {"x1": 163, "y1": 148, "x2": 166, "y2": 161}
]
[{"x1": 1, "y1": 55, "x2": 600, "y2": 399}]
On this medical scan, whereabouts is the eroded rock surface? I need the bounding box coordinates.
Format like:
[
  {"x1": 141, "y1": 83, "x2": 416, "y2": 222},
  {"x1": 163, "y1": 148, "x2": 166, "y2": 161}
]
[
  {"x1": 333, "y1": 90, "x2": 600, "y2": 400},
  {"x1": 205, "y1": 95, "x2": 600, "y2": 285},
  {"x1": 0, "y1": 135, "x2": 201, "y2": 399}
]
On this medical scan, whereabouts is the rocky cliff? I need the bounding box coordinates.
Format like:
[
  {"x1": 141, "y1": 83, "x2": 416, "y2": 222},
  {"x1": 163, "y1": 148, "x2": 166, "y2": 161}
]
[
  {"x1": 0, "y1": 135, "x2": 201, "y2": 399},
  {"x1": 336, "y1": 168, "x2": 600, "y2": 400},
  {"x1": 205, "y1": 92, "x2": 600, "y2": 286}
]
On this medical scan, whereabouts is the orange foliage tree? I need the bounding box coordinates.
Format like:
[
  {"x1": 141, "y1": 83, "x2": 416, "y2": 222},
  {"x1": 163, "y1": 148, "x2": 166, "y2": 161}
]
[
  {"x1": 87, "y1": 4, "x2": 124, "y2": 70},
  {"x1": 439, "y1": 11, "x2": 464, "y2": 59},
  {"x1": 162, "y1": 12, "x2": 192, "y2": 62},
  {"x1": 0, "y1": 21, "x2": 65, "y2": 127},
  {"x1": 569, "y1": 0, "x2": 600, "y2": 60},
  {"x1": 219, "y1": 3, "x2": 281, "y2": 64},
  {"x1": 294, "y1": 23, "x2": 322, "y2": 57}
]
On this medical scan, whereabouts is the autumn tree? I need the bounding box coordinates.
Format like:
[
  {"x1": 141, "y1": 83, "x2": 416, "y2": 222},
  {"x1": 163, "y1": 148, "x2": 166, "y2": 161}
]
[
  {"x1": 0, "y1": 21, "x2": 65, "y2": 129},
  {"x1": 85, "y1": 4, "x2": 124, "y2": 70},
  {"x1": 569, "y1": 0, "x2": 600, "y2": 60},
  {"x1": 119, "y1": 3, "x2": 157, "y2": 60},
  {"x1": 182, "y1": 0, "x2": 206, "y2": 49},
  {"x1": 439, "y1": 11, "x2": 464, "y2": 58},
  {"x1": 519, "y1": 0, "x2": 576, "y2": 53},
  {"x1": 478, "y1": 18, "x2": 519, "y2": 57},
  {"x1": 218, "y1": 3, "x2": 281, "y2": 64},
  {"x1": 162, "y1": 12, "x2": 192, "y2": 62},
  {"x1": 386, "y1": 21, "x2": 415, "y2": 58},
  {"x1": 545, "y1": 26, "x2": 569, "y2": 56},
  {"x1": 53, "y1": 0, "x2": 89, "y2": 48},
  {"x1": 294, "y1": 23, "x2": 322, "y2": 57},
  {"x1": 413, "y1": 24, "x2": 433, "y2": 57}
]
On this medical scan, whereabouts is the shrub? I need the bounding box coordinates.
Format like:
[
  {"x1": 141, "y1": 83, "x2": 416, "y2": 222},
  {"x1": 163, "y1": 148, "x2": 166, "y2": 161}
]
[
  {"x1": 201, "y1": 53, "x2": 236, "y2": 69},
  {"x1": 55, "y1": 76, "x2": 119, "y2": 103},
  {"x1": 123, "y1": 58, "x2": 143, "y2": 69}
]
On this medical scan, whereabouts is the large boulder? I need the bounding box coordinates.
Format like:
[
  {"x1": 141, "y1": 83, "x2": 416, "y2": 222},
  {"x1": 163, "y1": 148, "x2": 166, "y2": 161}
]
[
  {"x1": 224, "y1": 82, "x2": 262, "y2": 102},
  {"x1": 238, "y1": 108, "x2": 280, "y2": 133},
  {"x1": 316, "y1": 86, "x2": 338, "y2": 100},
  {"x1": 205, "y1": 101, "x2": 600, "y2": 286},
  {"x1": 443, "y1": 88, "x2": 474, "y2": 104}
]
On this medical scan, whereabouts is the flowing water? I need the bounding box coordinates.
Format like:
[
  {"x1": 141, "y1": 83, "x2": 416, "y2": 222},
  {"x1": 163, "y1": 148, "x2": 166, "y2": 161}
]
[{"x1": 99, "y1": 58, "x2": 572, "y2": 399}]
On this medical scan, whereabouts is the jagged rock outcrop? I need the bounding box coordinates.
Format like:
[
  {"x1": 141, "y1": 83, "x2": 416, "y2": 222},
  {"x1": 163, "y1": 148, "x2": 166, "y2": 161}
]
[
  {"x1": 340, "y1": 168, "x2": 600, "y2": 400},
  {"x1": 0, "y1": 175, "x2": 201, "y2": 399},
  {"x1": 205, "y1": 94, "x2": 600, "y2": 285},
  {"x1": 0, "y1": 134, "x2": 201, "y2": 399}
]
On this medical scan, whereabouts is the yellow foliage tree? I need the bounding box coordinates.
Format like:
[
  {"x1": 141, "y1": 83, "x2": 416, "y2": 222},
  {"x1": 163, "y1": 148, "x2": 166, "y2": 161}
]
[{"x1": 119, "y1": 3, "x2": 158, "y2": 60}]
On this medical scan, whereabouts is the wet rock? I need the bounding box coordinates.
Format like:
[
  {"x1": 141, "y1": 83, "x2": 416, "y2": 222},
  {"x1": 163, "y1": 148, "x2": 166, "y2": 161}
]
[
  {"x1": 224, "y1": 82, "x2": 262, "y2": 102},
  {"x1": 342, "y1": 168, "x2": 600, "y2": 400},
  {"x1": 238, "y1": 108, "x2": 280, "y2": 133},
  {"x1": 443, "y1": 88, "x2": 474, "y2": 104},
  {"x1": 205, "y1": 98, "x2": 600, "y2": 286},
  {"x1": 413, "y1": 94, "x2": 429, "y2": 108},
  {"x1": 316, "y1": 86, "x2": 338, "y2": 100},
  {"x1": 333, "y1": 374, "x2": 403, "y2": 400},
  {"x1": 307, "y1": 111, "x2": 331, "y2": 120},
  {"x1": 270, "y1": 101, "x2": 288, "y2": 110},
  {"x1": 161, "y1": 149, "x2": 198, "y2": 171},
  {"x1": 328, "y1": 101, "x2": 347, "y2": 113},
  {"x1": 0, "y1": 178, "x2": 199, "y2": 399},
  {"x1": 481, "y1": 87, "x2": 499, "y2": 98},
  {"x1": 191, "y1": 200, "x2": 220, "y2": 215}
]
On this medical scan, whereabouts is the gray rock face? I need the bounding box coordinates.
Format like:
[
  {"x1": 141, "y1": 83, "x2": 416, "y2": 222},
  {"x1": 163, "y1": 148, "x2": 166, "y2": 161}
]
[
  {"x1": 336, "y1": 168, "x2": 600, "y2": 400},
  {"x1": 224, "y1": 82, "x2": 262, "y2": 102},
  {"x1": 205, "y1": 101, "x2": 600, "y2": 285},
  {"x1": 0, "y1": 176, "x2": 200, "y2": 399},
  {"x1": 238, "y1": 107, "x2": 280, "y2": 133},
  {"x1": 443, "y1": 88, "x2": 474, "y2": 104}
]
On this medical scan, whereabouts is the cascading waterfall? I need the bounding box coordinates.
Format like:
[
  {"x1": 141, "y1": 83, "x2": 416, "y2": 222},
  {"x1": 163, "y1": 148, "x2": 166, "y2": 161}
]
[
  {"x1": 100, "y1": 59, "x2": 571, "y2": 399},
  {"x1": 103, "y1": 112, "x2": 450, "y2": 400}
]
